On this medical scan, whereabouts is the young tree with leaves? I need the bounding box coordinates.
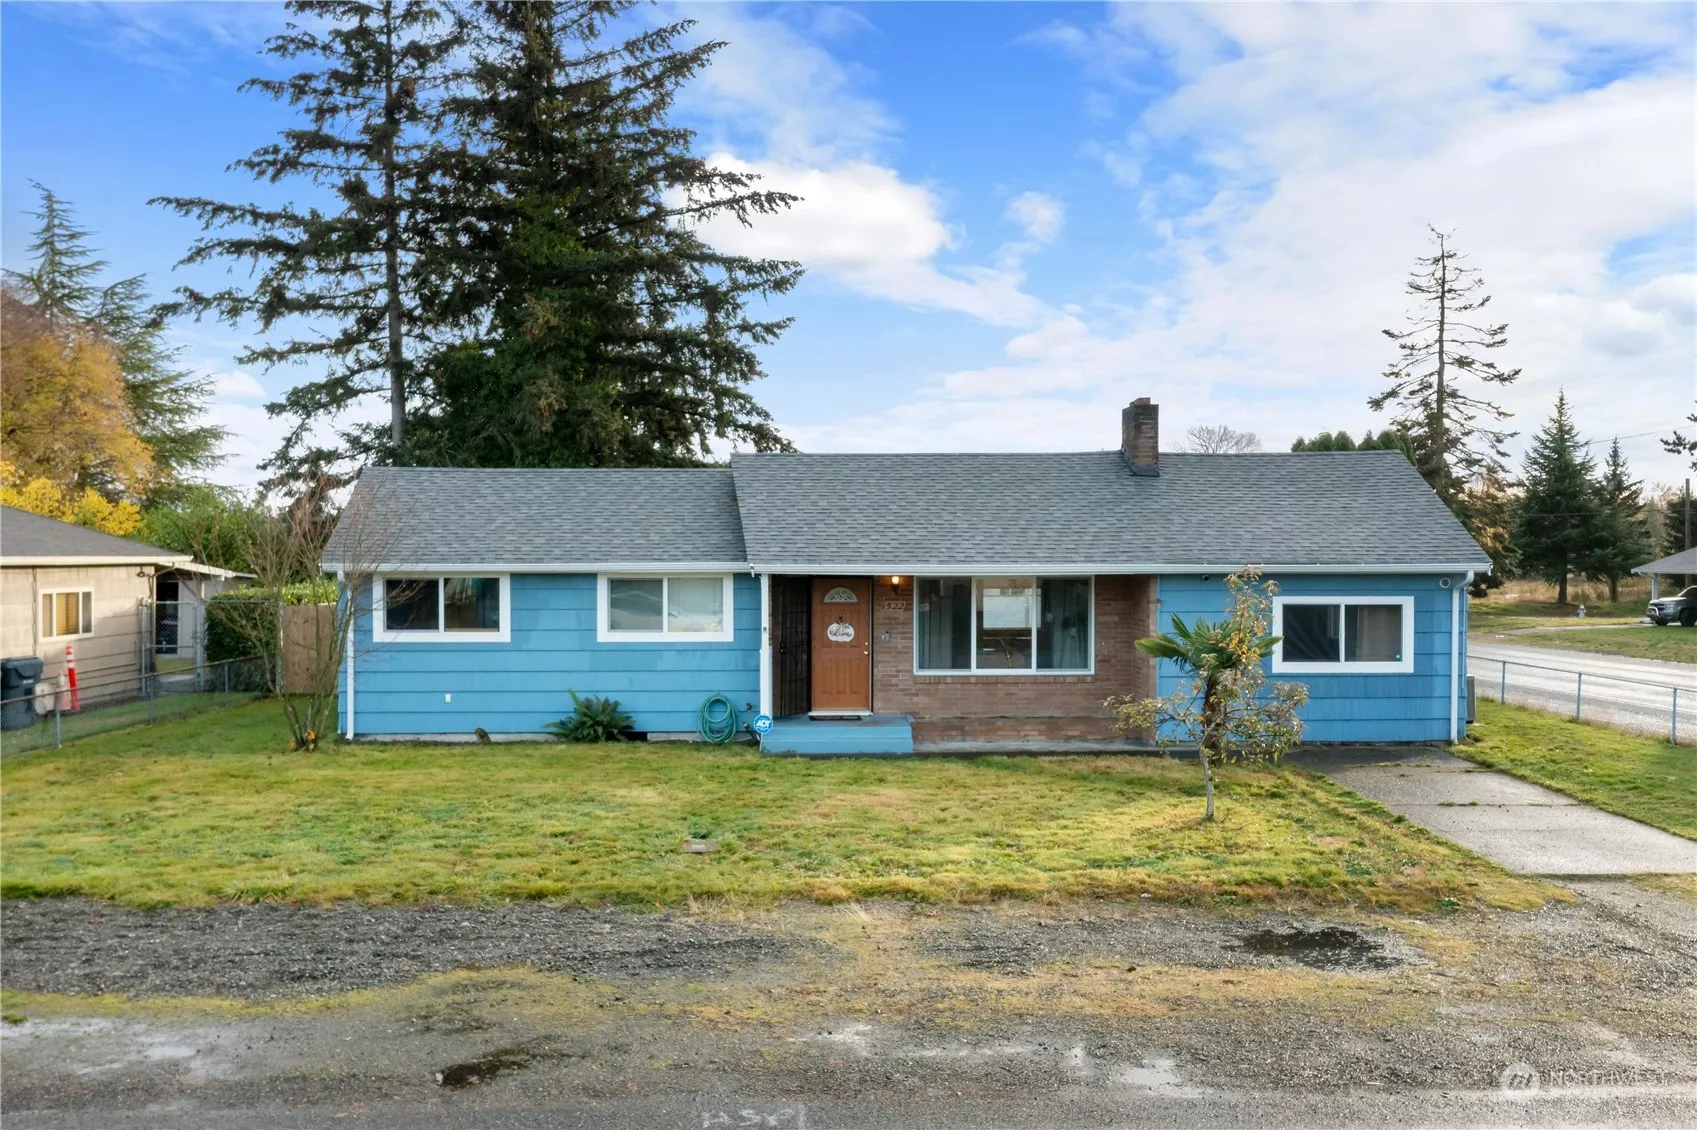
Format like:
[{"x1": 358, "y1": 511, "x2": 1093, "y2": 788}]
[
  {"x1": 1105, "y1": 569, "x2": 1308, "y2": 822},
  {"x1": 1372, "y1": 226, "x2": 1520, "y2": 503},
  {"x1": 5, "y1": 184, "x2": 222, "y2": 492},
  {"x1": 1513, "y1": 394, "x2": 1607, "y2": 605},
  {"x1": 153, "y1": 0, "x2": 462, "y2": 487},
  {"x1": 1588, "y1": 438, "x2": 1652, "y2": 602},
  {"x1": 400, "y1": 1, "x2": 800, "y2": 468}
]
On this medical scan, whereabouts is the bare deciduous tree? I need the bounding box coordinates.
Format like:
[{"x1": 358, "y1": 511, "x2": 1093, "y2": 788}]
[
  {"x1": 203, "y1": 478, "x2": 409, "y2": 750},
  {"x1": 1182, "y1": 425, "x2": 1263, "y2": 454}
]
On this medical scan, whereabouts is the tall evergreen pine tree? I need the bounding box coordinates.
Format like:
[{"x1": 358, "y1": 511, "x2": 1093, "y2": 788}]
[
  {"x1": 1513, "y1": 393, "x2": 1607, "y2": 605},
  {"x1": 5, "y1": 184, "x2": 223, "y2": 494},
  {"x1": 1372, "y1": 226, "x2": 1520, "y2": 502},
  {"x1": 400, "y1": 1, "x2": 800, "y2": 467},
  {"x1": 1590, "y1": 438, "x2": 1652, "y2": 602},
  {"x1": 153, "y1": 0, "x2": 461, "y2": 488}
]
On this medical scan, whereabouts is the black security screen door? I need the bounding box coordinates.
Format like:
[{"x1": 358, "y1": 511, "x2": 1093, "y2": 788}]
[{"x1": 773, "y1": 576, "x2": 811, "y2": 717}]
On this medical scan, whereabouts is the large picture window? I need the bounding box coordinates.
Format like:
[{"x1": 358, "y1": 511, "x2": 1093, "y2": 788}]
[
  {"x1": 915, "y1": 576, "x2": 1093, "y2": 674},
  {"x1": 1271, "y1": 596, "x2": 1414, "y2": 674},
  {"x1": 374, "y1": 575, "x2": 509, "y2": 643},
  {"x1": 598, "y1": 575, "x2": 734, "y2": 643},
  {"x1": 41, "y1": 590, "x2": 94, "y2": 639}
]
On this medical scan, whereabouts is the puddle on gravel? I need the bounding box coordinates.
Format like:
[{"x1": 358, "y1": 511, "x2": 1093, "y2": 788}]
[
  {"x1": 436, "y1": 1044, "x2": 556, "y2": 1089},
  {"x1": 1231, "y1": 926, "x2": 1399, "y2": 971}
]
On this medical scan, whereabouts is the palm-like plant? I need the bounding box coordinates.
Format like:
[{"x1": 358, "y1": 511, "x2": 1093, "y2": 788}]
[{"x1": 1108, "y1": 569, "x2": 1307, "y2": 820}]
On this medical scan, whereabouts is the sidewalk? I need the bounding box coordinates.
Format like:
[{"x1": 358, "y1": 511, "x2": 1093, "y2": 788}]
[{"x1": 1294, "y1": 747, "x2": 1697, "y2": 875}]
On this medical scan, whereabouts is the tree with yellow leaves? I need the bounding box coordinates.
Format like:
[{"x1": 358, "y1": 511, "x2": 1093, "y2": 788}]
[
  {"x1": 1, "y1": 287, "x2": 155, "y2": 501},
  {"x1": 0, "y1": 462, "x2": 144, "y2": 536}
]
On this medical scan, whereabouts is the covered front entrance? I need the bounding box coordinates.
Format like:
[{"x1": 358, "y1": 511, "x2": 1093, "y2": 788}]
[{"x1": 768, "y1": 575, "x2": 874, "y2": 717}]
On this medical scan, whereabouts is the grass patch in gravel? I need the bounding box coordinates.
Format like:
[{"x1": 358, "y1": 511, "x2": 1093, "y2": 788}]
[
  {"x1": 1459, "y1": 700, "x2": 1696, "y2": 840},
  {"x1": 2, "y1": 701, "x2": 1551, "y2": 911}
]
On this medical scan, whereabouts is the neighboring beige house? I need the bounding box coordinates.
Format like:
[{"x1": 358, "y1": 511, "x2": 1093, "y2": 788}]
[{"x1": 0, "y1": 506, "x2": 241, "y2": 706}]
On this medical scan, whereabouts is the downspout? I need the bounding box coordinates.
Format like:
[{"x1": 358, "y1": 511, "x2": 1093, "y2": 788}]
[
  {"x1": 342, "y1": 572, "x2": 355, "y2": 740},
  {"x1": 758, "y1": 572, "x2": 772, "y2": 721},
  {"x1": 1449, "y1": 572, "x2": 1472, "y2": 743}
]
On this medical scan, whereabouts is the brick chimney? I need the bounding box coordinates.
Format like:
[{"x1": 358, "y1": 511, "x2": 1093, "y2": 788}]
[{"x1": 1122, "y1": 397, "x2": 1159, "y2": 476}]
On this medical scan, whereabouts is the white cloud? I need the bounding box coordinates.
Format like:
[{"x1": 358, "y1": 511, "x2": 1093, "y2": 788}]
[
  {"x1": 676, "y1": 5, "x2": 1048, "y2": 327},
  {"x1": 206, "y1": 369, "x2": 266, "y2": 399},
  {"x1": 1005, "y1": 191, "x2": 1064, "y2": 244},
  {"x1": 802, "y1": 3, "x2": 1694, "y2": 483}
]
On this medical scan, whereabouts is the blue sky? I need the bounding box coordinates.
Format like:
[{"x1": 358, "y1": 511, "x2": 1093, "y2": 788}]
[{"x1": 4, "y1": 2, "x2": 1693, "y2": 489}]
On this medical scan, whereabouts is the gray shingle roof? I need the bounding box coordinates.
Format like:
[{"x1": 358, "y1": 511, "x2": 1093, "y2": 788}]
[
  {"x1": 0, "y1": 505, "x2": 189, "y2": 565},
  {"x1": 729, "y1": 450, "x2": 1489, "y2": 571},
  {"x1": 326, "y1": 466, "x2": 747, "y2": 568},
  {"x1": 325, "y1": 452, "x2": 1489, "y2": 573}
]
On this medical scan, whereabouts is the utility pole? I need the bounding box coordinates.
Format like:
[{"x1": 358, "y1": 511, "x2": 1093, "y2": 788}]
[{"x1": 1685, "y1": 478, "x2": 1692, "y2": 588}]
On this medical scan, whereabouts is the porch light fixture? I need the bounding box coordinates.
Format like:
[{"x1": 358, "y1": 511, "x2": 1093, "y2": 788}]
[{"x1": 889, "y1": 575, "x2": 902, "y2": 586}]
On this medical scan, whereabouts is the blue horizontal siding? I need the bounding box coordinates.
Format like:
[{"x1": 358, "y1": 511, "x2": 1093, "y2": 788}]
[
  {"x1": 341, "y1": 573, "x2": 760, "y2": 736},
  {"x1": 1153, "y1": 573, "x2": 1469, "y2": 744}
]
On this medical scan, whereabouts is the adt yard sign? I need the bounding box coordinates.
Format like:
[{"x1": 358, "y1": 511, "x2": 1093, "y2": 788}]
[{"x1": 752, "y1": 714, "x2": 773, "y2": 735}]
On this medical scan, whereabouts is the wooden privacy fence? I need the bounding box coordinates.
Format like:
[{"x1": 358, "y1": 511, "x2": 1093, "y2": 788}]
[{"x1": 282, "y1": 604, "x2": 337, "y2": 694}]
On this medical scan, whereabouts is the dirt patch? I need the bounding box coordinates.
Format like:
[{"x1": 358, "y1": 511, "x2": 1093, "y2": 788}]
[{"x1": 0, "y1": 898, "x2": 828, "y2": 1001}]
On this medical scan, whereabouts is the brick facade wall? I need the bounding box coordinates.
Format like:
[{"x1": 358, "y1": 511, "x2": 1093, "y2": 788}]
[{"x1": 868, "y1": 575, "x2": 1157, "y2": 743}]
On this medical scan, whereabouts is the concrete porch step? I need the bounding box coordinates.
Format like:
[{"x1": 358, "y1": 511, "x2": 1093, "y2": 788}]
[{"x1": 760, "y1": 714, "x2": 915, "y2": 758}]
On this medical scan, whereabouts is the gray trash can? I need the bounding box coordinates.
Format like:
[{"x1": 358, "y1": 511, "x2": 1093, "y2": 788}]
[{"x1": 2, "y1": 656, "x2": 44, "y2": 731}]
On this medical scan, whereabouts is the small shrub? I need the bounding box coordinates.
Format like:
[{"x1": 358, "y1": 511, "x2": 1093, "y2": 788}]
[{"x1": 548, "y1": 691, "x2": 634, "y2": 743}]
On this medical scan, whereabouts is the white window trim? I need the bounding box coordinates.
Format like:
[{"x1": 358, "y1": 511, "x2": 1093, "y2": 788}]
[
  {"x1": 912, "y1": 575, "x2": 1095, "y2": 677},
  {"x1": 597, "y1": 574, "x2": 736, "y2": 644},
  {"x1": 1271, "y1": 595, "x2": 1415, "y2": 675},
  {"x1": 372, "y1": 574, "x2": 511, "y2": 643},
  {"x1": 40, "y1": 589, "x2": 95, "y2": 639}
]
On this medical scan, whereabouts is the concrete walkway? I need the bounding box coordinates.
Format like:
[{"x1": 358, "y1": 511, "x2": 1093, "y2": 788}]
[{"x1": 1295, "y1": 747, "x2": 1697, "y2": 875}]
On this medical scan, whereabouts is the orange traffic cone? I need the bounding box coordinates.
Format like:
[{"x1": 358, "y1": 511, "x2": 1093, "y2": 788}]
[{"x1": 65, "y1": 643, "x2": 80, "y2": 711}]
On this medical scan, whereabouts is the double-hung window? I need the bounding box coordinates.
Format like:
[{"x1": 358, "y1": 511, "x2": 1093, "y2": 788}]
[
  {"x1": 1271, "y1": 596, "x2": 1414, "y2": 674},
  {"x1": 597, "y1": 575, "x2": 735, "y2": 643},
  {"x1": 374, "y1": 575, "x2": 509, "y2": 642},
  {"x1": 914, "y1": 576, "x2": 1092, "y2": 674},
  {"x1": 41, "y1": 590, "x2": 94, "y2": 639}
]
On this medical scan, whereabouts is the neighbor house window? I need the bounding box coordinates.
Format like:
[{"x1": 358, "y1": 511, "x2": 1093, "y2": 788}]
[
  {"x1": 374, "y1": 575, "x2": 509, "y2": 643},
  {"x1": 598, "y1": 575, "x2": 734, "y2": 643},
  {"x1": 40, "y1": 590, "x2": 94, "y2": 639},
  {"x1": 915, "y1": 577, "x2": 1092, "y2": 674},
  {"x1": 1271, "y1": 596, "x2": 1414, "y2": 674}
]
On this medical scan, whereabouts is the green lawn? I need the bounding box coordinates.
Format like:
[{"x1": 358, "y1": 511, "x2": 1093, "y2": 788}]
[
  {"x1": 1461, "y1": 700, "x2": 1697, "y2": 841},
  {"x1": 1472, "y1": 625, "x2": 1696, "y2": 664},
  {"x1": 1469, "y1": 597, "x2": 1643, "y2": 635},
  {"x1": 0, "y1": 702, "x2": 1550, "y2": 911}
]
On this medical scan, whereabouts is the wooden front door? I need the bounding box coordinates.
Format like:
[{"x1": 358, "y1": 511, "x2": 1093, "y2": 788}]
[{"x1": 810, "y1": 578, "x2": 871, "y2": 714}]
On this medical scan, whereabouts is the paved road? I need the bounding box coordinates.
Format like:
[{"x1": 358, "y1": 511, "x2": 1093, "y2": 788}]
[
  {"x1": 1469, "y1": 639, "x2": 1696, "y2": 740},
  {"x1": 1297, "y1": 747, "x2": 1697, "y2": 875}
]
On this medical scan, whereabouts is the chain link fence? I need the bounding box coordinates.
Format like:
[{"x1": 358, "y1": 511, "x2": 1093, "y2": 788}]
[
  {"x1": 1474, "y1": 657, "x2": 1695, "y2": 746},
  {"x1": 0, "y1": 657, "x2": 267, "y2": 755}
]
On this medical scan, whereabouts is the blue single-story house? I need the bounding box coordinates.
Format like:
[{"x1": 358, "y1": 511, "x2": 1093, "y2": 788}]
[{"x1": 325, "y1": 398, "x2": 1488, "y2": 753}]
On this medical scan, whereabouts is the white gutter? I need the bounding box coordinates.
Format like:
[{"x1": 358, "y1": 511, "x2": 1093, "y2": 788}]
[
  {"x1": 1, "y1": 554, "x2": 194, "y2": 568},
  {"x1": 1449, "y1": 571, "x2": 1473, "y2": 743},
  {"x1": 328, "y1": 560, "x2": 751, "y2": 574},
  {"x1": 343, "y1": 572, "x2": 355, "y2": 741},
  {"x1": 758, "y1": 573, "x2": 772, "y2": 721},
  {"x1": 742, "y1": 562, "x2": 1494, "y2": 576}
]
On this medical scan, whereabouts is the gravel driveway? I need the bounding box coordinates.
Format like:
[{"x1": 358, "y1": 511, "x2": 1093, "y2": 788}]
[{"x1": 5, "y1": 891, "x2": 1695, "y2": 1128}]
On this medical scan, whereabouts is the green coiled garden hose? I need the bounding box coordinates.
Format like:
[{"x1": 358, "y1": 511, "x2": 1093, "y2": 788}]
[{"x1": 697, "y1": 693, "x2": 741, "y2": 744}]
